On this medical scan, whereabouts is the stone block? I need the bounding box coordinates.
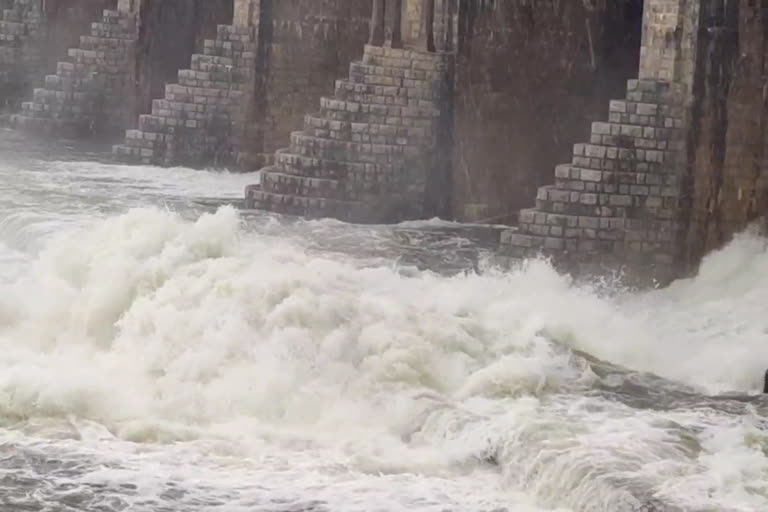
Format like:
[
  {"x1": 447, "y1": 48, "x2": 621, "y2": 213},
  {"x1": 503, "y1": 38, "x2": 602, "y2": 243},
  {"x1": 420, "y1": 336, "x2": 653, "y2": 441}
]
[{"x1": 246, "y1": 45, "x2": 449, "y2": 223}]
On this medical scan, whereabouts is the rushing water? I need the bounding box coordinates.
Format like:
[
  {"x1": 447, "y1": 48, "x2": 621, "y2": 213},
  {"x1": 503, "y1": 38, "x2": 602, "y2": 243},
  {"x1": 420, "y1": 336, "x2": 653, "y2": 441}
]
[{"x1": 1, "y1": 127, "x2": 768, "y2": 512}]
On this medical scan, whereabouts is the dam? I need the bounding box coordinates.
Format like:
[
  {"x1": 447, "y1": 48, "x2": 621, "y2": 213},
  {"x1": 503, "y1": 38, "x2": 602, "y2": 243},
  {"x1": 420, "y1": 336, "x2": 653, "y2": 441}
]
[
  {"x1": 1, "y1": 0, "x2": 763, "y2": 285},
  {"x1": 0, "y1": 1, "x2": 767, "y2": 511}
]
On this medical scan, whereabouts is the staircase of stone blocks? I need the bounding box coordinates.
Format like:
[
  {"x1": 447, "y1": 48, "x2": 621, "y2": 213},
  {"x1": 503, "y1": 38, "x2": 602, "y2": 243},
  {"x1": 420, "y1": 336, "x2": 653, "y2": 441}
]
[
  {"x1": 0, "y1": 3, "x2": 22, "y2": 87},
  {"x1": 0, "y1": 0, "x2": 44, "y2": 104},
  {"x1": 112, "y1": 24, "x2": 255, "y2": 166},
  {"x1": 9, "y1": 8, "x2": 136, "y2": 135},
  {"x1": 245, "y1": 45, "x2": 449, "y2": 223},
  {"x1": 500, "y1": 79, "x2": 686, "y2": 274}
]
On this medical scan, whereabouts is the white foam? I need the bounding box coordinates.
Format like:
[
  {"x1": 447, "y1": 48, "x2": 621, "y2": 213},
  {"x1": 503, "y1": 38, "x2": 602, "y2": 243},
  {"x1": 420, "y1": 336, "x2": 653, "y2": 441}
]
[{"x1": 0, "y1": 204, "x2": 766, "y2": 509}]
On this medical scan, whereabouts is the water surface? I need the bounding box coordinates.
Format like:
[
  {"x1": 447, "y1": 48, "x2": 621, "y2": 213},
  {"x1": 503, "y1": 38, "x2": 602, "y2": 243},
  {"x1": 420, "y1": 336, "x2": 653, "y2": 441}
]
[{"x1": 1, "y1": 128, "x2": 768, "y2": 512}]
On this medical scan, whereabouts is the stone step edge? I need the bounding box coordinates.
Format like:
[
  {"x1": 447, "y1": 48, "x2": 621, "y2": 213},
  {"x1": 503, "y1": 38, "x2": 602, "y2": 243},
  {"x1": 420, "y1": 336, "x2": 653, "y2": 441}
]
[
  {"x1": 303, "y1": 114, "x2": 434, "y2": 144},
  {"x1": 245, "y1": 187, "x2": 361, "y2": 210},
  {"x1": 272, "y1": 148, "x2": 405, "y2": 171},
  {"x1": 500, "y1": 231, "x2": 668, "y2": 253},
  {"x1": 362, "y1": 44, "x2": 452, "y2": 63},
  {"x1": 272, "y1": 160, "x2": 409, "y2": 183},
  {"x1": 289, "y1": 131, "x2": 421, "y2": 156},
  {"x1": 113, "y1": 144, "x2": 156, "y2": 160},
  {"x1": 319, "y1": 97, "x2": 440, "y2": 118},
  {"x1": 261, "y1": 169, "x2": 406, "y2": 200},
  {"x1": 335, "y1": 79, "x2": 440, "y2": 101},
  {"x1": 350, "y1": 60, "x2": 446, "y2": 81},
  {"x1": 516, "y1": 207, "x2": 679, "y2": 230}
]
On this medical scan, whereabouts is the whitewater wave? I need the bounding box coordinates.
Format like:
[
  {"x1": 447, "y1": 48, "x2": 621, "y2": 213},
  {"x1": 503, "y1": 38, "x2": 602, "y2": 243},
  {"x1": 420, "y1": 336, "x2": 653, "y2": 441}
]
[{"x1": 0, "y1": 206, "x2": 767, "y2": 510}]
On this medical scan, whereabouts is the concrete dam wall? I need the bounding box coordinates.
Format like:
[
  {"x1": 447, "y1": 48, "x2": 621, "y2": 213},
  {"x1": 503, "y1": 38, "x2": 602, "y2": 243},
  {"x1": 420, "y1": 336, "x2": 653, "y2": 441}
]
[{"x1": 0, "y1": 0, "x2": 766, "y2": 285}]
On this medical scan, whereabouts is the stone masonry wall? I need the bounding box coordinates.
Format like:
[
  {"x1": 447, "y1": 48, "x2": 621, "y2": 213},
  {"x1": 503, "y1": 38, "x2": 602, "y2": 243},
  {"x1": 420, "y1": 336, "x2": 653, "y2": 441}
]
[
  {"x1": 113, "y1": 18, "x2": 257, "y2": 166},
  {"x1": 495, "y1": 0, "x2": 704, "y2": 285},
  {"x1": 402, "y1": 0, "x2": 422, "y2": 43},
  {"x1": 9, "y1": 5, "x2": 138, "y2": 136},
  {"x1": 114, "y1": 0, "x2": 268, "y2": 168},
  {"x1": 6, "y1": 0, "x2": 231, "y2": 137},
  {"x1": 258, "y1": 0, "x2": 372, "y2": 162},
  {"x1": 683, "y1": 1, "x2": 768, "y2": 270},
  {"x1": 497, "y1": 78, "x2": 686, "y2": 284},
  {"x1": 44, "y1": 2, "x2": 117, "y2": 70},
  {"x1": 0, "y1": 0, "x2": 46, "y2": 111},
  {"x1": 402, "y1": 0, "x2": 457, "y2": 52},
  {"x1": 134, "y1": 0, "x2": 233, "y2": 119},
  {"x1": 245, "y1": 45, "x2": 453, "y2": 223},
  {"x1": 0, "y1": 1, "x2": 118, "y2": 114},
  {"x1": 624, "y1": 0, "x2": 768, "y2": 275},
  {"x1": 638, "y1": 0, "x2": 700, "y2": 94},
  {"x1": 453, "y1": 0, "x2": 644, "y2": 223},
  {"x1": 115, "y1": 0, "x2": 372, "y2": 170}
]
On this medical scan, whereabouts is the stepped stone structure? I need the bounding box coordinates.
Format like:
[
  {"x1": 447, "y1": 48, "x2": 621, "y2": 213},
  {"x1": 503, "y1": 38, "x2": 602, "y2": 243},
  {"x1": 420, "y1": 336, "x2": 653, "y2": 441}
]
[
  {"x1": 497, "y1": 79, "x2": 685, "y2": 282},
  {"x1": 4, "y1": 0, "x2": 235, "y2": 136},
  {"x1": 0, "y1": 1, "x2": 125, "y2": 115},
  {"x1": 10, "y1": 6, "x2": 137, "y2": 135},
  {"x1": 113, "y1": 0, "x2": 372, "y2": 168},
  {"x1": 244, "y1": 0, "x2": 454, "y2": 223},
  {"x1": 256, "y1": 1, "x2": 373, "y2": 165},
  {"x1": 241, "y1": 0, "x2": 768, "y2": 284},
  {"x1": 0, "y1": 0, "x2": 45, "y2": 109},
  {"x1": 452, "y1": 1, "x2": 645, "y2": 224},
  {"x1": 244, "y1": 44, "x2": 452, "y2": 222},
  {"x1": 2, "y1": 0, "x2": 767, "y2": 283},
  {"x1": 2, "y1": 0, "x2": 372, "y2": 164},
  {"x1": 112, "y1": 22, "x2": 256, "y2": 165},
  {"x1": 244, "y1": 0, "x2": 654, "y2": 229},
  {"x1": 496, "y1": 0, "x2": 695, "y2": 283}
]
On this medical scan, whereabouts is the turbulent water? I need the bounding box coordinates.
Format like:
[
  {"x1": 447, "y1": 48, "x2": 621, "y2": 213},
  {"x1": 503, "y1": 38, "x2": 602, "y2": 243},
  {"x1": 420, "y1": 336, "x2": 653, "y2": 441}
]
[{"x1": 1, "y1": 127, "x2": 768, "y2": 512}]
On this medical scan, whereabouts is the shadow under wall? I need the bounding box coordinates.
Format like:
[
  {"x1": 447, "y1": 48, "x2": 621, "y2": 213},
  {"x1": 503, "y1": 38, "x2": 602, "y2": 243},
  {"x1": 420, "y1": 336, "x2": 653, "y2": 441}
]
[{"x1": 452, "y1": 0, "x2": 644, "y2": 222}]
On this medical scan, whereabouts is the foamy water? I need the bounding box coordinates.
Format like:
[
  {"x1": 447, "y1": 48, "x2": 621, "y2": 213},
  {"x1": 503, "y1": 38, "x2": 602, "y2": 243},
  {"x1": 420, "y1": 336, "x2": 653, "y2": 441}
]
[{"x1": 1, "y1": 132, "x2": 767, "y2": 511}]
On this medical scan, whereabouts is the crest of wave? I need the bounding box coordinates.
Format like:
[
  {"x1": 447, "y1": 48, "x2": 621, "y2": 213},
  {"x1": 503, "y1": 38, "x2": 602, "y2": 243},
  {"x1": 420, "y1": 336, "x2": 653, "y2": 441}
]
[
  {"x1": 0, "y1": 207, "x2": 766, "y2": 424},
  {"x1": 0, "y1": 207, "x2": 766, "y2": 509},
  {"x1": 0, "y1": 206, "x2": 579, "y2": 424}
]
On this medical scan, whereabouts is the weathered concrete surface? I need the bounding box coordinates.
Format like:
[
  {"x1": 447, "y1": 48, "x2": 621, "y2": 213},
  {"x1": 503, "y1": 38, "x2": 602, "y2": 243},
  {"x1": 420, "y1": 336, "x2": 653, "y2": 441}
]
[
  {"x1": 682, "y1": 0, "x2": 768, "y2": 272},
  {"x1": 453, "y1": 0, "x2": 644, "y2": 223},
  {"x1": 496, "y1": 0, "x2": 768, "y2": 284}
]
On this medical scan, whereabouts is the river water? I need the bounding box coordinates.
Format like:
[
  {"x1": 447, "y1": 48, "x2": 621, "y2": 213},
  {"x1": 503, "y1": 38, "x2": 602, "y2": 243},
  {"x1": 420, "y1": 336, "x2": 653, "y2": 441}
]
[{"x1": 1, "y1": 127, "x2": 768, "y2": 511}]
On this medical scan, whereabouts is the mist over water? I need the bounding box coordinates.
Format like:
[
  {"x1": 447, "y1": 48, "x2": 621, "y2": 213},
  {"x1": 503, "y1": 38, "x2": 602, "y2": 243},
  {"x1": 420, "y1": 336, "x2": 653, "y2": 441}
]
[{"x1": 1, "y1": 130, "x2": 768, "y2": 511}]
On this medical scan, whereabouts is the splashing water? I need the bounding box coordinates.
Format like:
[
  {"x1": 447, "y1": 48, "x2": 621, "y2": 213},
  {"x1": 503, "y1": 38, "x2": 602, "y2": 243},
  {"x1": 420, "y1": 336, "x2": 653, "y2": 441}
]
[{"x1": 1, "y1": 134, "x2": 767, "y2": 512}]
